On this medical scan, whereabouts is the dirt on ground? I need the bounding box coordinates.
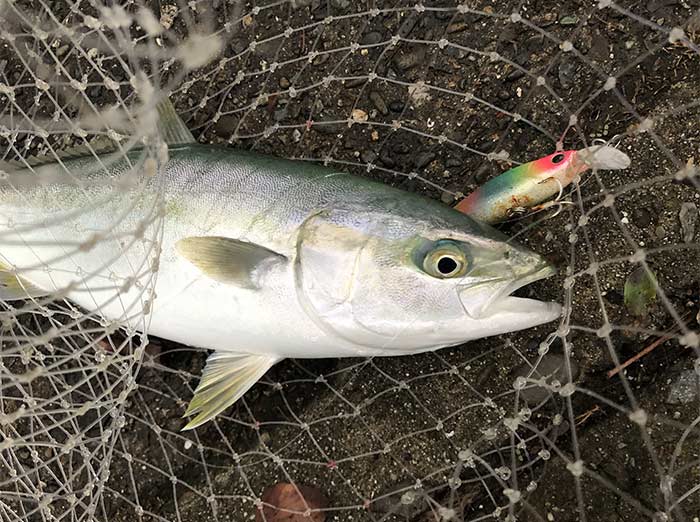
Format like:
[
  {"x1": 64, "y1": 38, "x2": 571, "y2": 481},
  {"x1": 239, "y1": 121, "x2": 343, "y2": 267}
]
[
  {"x1": 112, "y1": 1, "x2": 700, "y2": 521},
  {"x1": 1, "y1": 0, "x2": 699, "y2": 521}
]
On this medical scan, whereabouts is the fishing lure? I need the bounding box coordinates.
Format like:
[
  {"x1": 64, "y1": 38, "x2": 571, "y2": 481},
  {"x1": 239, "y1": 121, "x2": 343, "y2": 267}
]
[{"x1": 455, "y1": 146, "x2": 630, "y2": 224}]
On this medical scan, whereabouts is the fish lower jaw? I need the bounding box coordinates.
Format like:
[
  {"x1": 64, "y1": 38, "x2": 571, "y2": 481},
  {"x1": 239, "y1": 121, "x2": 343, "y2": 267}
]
[{"x1": 483, "y1": 296, "x2": 562, "y2": 323}]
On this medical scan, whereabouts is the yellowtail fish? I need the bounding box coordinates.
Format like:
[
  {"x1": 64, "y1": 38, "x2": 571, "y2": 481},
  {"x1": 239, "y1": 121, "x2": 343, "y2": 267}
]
[
  {"x1": 455, "y1": 147, "x2": 630, "y2": 223},
  {"x1": 0, "y1": 99, "x2": 561, "y2": 430}
]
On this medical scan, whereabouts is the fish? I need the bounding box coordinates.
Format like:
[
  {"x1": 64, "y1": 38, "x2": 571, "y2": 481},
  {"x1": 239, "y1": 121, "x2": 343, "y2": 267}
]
[
  {"x1": 0, "y1": 99, "x2": 561, "y2": 430},
  {"x1": 455, "y1": 147, "x2": 630, "y2": 223}
]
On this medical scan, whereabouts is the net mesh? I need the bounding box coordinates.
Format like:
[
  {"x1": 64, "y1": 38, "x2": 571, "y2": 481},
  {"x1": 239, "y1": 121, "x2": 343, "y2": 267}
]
[{"x1": 0, "y1": 1, "x2": 699, "y2": 521}]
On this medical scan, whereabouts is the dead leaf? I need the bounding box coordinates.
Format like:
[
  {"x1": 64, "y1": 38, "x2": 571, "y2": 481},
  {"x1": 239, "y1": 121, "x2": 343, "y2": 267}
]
[{"x1": 256, "y1": 483, "x2": 328, "y2": 522}]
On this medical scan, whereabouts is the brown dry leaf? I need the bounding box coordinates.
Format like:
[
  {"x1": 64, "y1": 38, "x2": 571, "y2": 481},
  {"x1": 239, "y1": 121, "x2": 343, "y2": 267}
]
[{"x1": 256, "y1": 483, "x2": 328, "y2": 522}]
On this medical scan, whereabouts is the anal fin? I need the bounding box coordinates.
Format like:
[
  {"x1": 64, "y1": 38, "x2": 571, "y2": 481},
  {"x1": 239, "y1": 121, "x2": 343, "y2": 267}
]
[{"x1": 182, "y1": 352, "x2": 280, "y2": 430}]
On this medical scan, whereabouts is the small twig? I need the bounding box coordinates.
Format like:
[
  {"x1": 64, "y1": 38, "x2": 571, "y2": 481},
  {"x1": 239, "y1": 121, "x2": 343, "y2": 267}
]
[
  {"x1": 575, "y1": 404, "x2": 601, "y2": 426},
  {"x1": 607, "y1": 313, "x2": 692, "y2": 378},
  {"x1": 607, "y1": 333, "x2": 674, "y2": 378}
]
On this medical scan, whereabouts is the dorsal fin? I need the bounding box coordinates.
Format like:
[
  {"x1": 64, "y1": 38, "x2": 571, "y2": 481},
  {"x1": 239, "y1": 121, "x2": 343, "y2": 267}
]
[
  {"x1": 0, "y1": 97, "x2": 193, "y2": 171},
  {"x1": 1, "y1": 136, "x2": 118, "y2": 170},
  {"x1": 156, "y1": 98, "x2": 195, "y2": 145}
]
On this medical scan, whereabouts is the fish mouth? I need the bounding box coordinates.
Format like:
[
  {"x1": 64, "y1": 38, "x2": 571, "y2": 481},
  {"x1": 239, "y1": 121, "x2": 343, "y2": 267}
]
[{"x1": 459, "y1": 262, "x2": 559, "y2": 320}]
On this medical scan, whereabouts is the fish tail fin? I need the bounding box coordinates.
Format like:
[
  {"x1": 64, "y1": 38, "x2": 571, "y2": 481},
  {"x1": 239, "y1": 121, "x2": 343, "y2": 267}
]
[
  {"x1": 181, "y1": 352, "x2": 280, "y2": 431},
  {"x1": 0, "y1": 262, "x2": 51, "y2": 301}
]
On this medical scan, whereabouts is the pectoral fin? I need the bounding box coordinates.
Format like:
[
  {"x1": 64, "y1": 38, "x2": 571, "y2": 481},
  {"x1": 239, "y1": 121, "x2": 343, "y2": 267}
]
[
  {"x1": 176, "y1": 236, "x2": 286, "y2": 289},
  {"x1": 182, "y1": 352, "x2": 280, "y2": 430}
]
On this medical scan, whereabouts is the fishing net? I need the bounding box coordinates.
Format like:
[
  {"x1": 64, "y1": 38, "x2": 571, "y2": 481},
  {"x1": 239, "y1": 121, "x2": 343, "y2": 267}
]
[{"x1": 0, "y1": 0, "x2": 699, "y2": 521}]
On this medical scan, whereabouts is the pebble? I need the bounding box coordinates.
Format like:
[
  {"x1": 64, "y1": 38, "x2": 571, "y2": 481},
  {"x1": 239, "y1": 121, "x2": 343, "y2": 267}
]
[
  {"x1": 287, "y1": 103, "x2": 302, "y2": 119},
  {"x1": 402, "y1": 178, "x2": 417, "y2": 193},
  {"x1": 445, "y1": 46, "x2": 466, "y2": 59},
  {"x1": 330, "y1": 0, "x2": 350, "y2": 10},
  {"x1": 392, "y1": 142, "x2": 410, "y2": 155},
  {"x1": 497, "y1": 89, "x2": 512, "y2": 101},
  {"x1": 252, "y1": 40, "x2": 278, "y2": 59},
  {"x1": 273, "y1": 108, "x2": 287, "y2": 122},
  {"x1": 604, "y1": 290, "x2": 624, "y2": 307},
  {"x1": 394, "y1": 45, "x2": 426, "y2": 71},
  {"x1": 369, "y1": 91, "x2": 388, "y2": 115},
  {"x1": 558, "y1": 60, "x2": 577, "y2": 89},
  {"x1": 415, "y1": 151, "x2": 436, "y2": 169},
  {"x1": 688, "y1": 9, "x2": 700, "y2": 34},
  {"x1": 230, "y1": 37, "x2": 248, "y2": 54},
  {"x1": 311, "y1": 119, "x2": 345, "y2": 135},
  {"x1": 474, "y1": 164, "x2": 493, "y2": 185},
  {"x1": 434, "y1": 9, "x2": 453, "y2": 20},
  {"x1": 631, "y1": 207, "x2": 653, "y2": 228},
  {"x1": 666, "y1": 369, "x2": 698, "y2": 404},
  {"x1": 506, "y1": 69, "x2": 526, "y2": 82},
  {"x1": 379, "y1": 148, "x2": 395, "y2": 167},
  {"x1": 525, "y1": 35, "x2": 546, "y2": 52},
  {"x1": 447, "y1": 22, "x2": 468, "y2": 34},
  {"x1": 360, "y1": 150, "x2": 377, "y2": 164},
  {"x1": 514, "y1": 354, "x2": 581, "y2": 404},
  {"x1": 388, "y1": 100, "x2": 405, "y2": 112},
  {"x1": 312, "y1": 53, "x2": 329, "y2": 66},
  {"x1": 589, "y1": 32, "x2": 610, "y2": 62},
  {"x1": 212, "y1": 114, "x2": 239, "y2": 136},
  {"x1": 344, "y1": 78, "x2": 366, "y2": 88},
  {"x1": 646, "y1": 0, "x2": 673, "y2": 13},
  {"x1": 361, "y1": 31, "x2": 383, "y2": 45},
  {"x1": 679, "y1": 202, "x2": 698, "y2": 243},
  {"x1": 440, "y1": 191, "x2": 455, "y2": 204},
  {"x1": 559, "y1": 15, "x2": 580, "y2": 25},
  {"x1": 476, "y1": 364, "x2": 496, "y2": 388}
]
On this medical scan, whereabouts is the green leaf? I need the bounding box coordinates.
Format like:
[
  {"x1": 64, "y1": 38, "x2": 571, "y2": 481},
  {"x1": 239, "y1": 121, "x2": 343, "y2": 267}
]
[{"x1": 624, "y1": 266, "x2": 657, "y2": 317}]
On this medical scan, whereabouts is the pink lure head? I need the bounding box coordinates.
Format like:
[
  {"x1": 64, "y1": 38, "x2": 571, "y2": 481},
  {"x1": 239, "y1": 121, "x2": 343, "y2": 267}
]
[{"x1": 529, "y1": 150, "x2": 587, "y2": 182}]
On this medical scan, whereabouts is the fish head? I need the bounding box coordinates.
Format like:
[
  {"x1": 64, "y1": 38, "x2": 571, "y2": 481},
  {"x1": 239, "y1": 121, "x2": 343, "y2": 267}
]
[{"x1": 295, "y1": 206, "x2": 561, "y2": 353}]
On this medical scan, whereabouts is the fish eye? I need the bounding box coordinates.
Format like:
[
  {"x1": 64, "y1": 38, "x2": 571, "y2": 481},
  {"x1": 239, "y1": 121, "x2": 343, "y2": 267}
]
[
  {"x1": 437, "y1": 256, "x2": 458, "y2": 275},
  {"x1": 552, "y1": 153, "x2": 566, "y2": 164},
  {"x1": 422, "y1": 242, "x2": 468, "y2": 279}
]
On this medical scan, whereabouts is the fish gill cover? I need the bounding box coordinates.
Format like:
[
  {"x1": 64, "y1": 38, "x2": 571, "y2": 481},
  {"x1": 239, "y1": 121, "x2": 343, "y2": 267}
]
[{"x1": 0, "y1": 1, "x2": 698, "y2": 521}]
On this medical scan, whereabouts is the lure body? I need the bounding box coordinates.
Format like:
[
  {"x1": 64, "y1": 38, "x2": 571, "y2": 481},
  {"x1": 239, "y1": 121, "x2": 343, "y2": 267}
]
[
  {"x1": 454, "y1": 146, "x2": 631, "y2": 224},
  {"x1": 455, "y1": 151, "x2": 584, "y2": 223}
]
